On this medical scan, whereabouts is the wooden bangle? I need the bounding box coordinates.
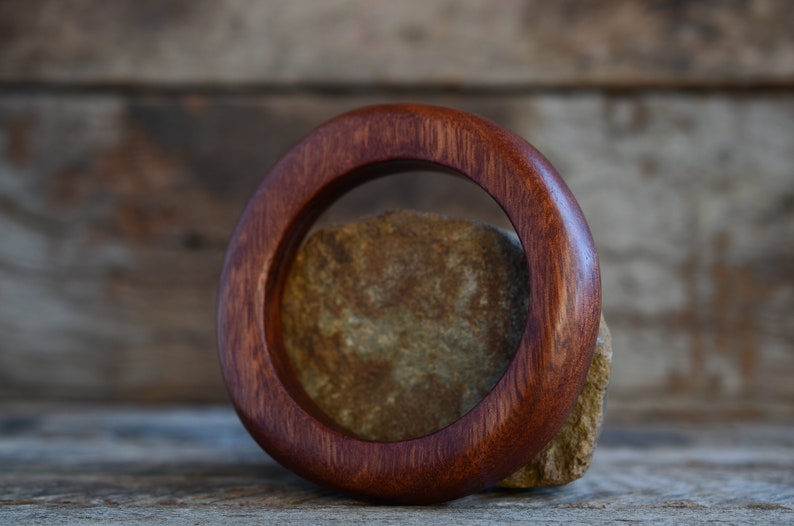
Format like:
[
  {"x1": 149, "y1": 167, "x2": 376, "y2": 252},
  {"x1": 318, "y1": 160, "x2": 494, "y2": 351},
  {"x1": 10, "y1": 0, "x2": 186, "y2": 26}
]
[{"x1": 217, "y1": 103, "x2": 601, "y2": 504}]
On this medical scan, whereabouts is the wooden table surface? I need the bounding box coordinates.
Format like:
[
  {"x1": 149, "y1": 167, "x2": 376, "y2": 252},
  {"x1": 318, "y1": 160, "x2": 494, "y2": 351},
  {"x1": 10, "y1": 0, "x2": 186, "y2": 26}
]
[{"x1": 1, "y1": 405, "x2": 791, "y2": 525}]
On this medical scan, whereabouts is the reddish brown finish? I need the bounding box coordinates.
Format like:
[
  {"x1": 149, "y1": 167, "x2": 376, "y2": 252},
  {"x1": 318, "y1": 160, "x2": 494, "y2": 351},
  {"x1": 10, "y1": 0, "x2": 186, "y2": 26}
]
[{"x1": 217, "y1": 104, "x2": 601, "y2": 504}]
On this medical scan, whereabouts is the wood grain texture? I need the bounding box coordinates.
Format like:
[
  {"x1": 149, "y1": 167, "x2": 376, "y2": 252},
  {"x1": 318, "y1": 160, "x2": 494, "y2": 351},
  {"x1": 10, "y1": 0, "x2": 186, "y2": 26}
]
[
  {"x1": 1, "y1": 0, "x2": 793, "y2": 87},
  {"x1": 1, "y1": 93, "x2": 792, "y2": 418},
  {"x1": 217, "y1": 104, "x2": 601, "y2": 503},
  {"x1": 1, "y1": 405, "x2": 792, "y2": 524}
]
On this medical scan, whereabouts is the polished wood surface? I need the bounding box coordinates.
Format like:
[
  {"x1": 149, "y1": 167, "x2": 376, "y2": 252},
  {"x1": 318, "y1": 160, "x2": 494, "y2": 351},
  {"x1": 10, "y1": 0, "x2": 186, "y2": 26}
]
[{"x1": 217, "y1": 103, "x2": 601, "y2": 503}]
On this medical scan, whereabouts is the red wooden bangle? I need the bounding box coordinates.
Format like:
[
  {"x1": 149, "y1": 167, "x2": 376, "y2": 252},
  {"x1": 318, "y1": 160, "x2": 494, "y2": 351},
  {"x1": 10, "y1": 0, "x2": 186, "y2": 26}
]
[{"x1": 217, "y1": 103, "x2": 601, "y2": 504}]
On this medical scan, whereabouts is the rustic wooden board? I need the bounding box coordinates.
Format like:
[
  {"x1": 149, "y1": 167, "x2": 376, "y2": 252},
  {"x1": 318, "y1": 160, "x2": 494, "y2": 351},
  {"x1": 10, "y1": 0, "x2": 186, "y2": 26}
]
[
  {"x1": 0, "y1": 405, "x2": 792, "y2": 524},
  {"x1": 1, "y1": 93, "x2": 792, "y2": 419},
  {"x1": 1, "y1": 0, "x2": 793, "y2": 87}
]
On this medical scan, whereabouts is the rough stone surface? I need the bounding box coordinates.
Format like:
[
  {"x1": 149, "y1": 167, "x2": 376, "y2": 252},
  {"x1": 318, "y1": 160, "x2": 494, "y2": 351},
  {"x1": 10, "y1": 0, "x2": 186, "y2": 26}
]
[
  {"x1": 499, "y1": 315, "x2": 612, "y2": 487},
  {"x1": 283, "y1": 211, "x2": 529, "y2": 442},
  {"x1": 282, "y1": 210, "x2": 612, "y2": 487}
]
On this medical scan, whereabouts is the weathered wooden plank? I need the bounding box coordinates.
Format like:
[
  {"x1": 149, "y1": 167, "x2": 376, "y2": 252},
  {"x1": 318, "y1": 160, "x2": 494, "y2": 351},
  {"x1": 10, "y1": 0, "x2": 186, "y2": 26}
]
[
  {"x1": 3, "y1": 507, "x2": 793, "y2": 526},
  {"x1": 0, "y1": 406, "x2": 791, "y2": 524},
  {"x1": 1, "y1": 0, "x2": 793, "y2": 87},
  {"x1": 0, "y1": 94, "x2": 792, "y2": 419}
]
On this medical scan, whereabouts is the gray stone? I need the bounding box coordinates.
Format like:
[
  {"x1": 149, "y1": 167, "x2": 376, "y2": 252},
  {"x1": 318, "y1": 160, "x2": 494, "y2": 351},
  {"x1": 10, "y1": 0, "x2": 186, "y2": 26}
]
[{"x1": 282, "y1": 210, "x2": 612, "y2": 487}]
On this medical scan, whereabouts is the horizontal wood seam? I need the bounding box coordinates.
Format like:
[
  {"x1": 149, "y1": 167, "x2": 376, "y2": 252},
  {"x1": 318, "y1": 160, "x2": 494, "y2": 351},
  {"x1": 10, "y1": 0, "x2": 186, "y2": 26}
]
[{"x1": 2, "y1": 81, "x2": 794, "y2": 97}]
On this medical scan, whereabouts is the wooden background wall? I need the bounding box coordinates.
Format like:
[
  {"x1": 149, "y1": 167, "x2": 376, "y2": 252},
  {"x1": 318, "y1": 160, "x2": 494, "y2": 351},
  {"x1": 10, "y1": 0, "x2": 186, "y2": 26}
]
[{"x1": 1, "y1": 0, "x2": 792, "y2": 421}]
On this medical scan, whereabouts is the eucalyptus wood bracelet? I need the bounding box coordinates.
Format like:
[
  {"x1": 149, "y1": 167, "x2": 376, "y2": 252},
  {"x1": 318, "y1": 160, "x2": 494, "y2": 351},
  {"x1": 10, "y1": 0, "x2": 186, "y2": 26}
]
[{"x1": 217, "y1": 103, "x2": 601, "y2": 504}]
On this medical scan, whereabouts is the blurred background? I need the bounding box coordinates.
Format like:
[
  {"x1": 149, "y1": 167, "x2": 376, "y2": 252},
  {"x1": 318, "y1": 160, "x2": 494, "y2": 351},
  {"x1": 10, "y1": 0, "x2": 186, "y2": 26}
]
[{"x1": 0, "y1": 0, "x2": 791, "y2": 423}]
